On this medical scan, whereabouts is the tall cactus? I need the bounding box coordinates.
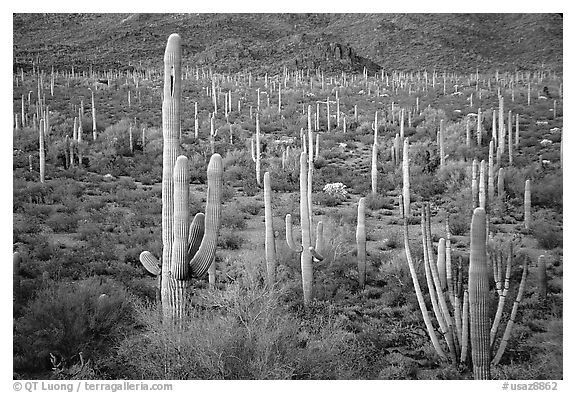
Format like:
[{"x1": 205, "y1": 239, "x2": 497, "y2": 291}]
[
  {"x1": 251, "y1": 113, "x2": 262, "y2": 186},
  {"x1": 537, "y1": 255, "x2": 547, "y2": 301},
  {"x1": 285, "y1": 152, "x2": 323, "y2": 306},
  {"x1": 263, "y1": 172, "x2": 276, "y2": 286},
  {"x1": 139, "y1": 34, "x2": 223, "y2": 322},
  {"x1": 468, "y1": 207, "x2": 491, "y2": 380},
  {"x1": 356, "y1": 197, "x2": 366, "y2": 289},
  {"x1": 439, "y1": 119, "x2": 445, "y2": 166},
  {"x1": 39, "y1": 118, "x2": 45, "y2": 183},
  {"x1": 371, "y1": 112, "x2": 378, "y2": 194},
  {"x1": 524, "y1": 179, "x2": 531, "y2": 231}
]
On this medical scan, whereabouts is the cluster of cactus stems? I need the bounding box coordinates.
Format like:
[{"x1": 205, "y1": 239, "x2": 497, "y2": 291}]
[
  {"x1": 402, "y1": 138, "x2": 529, "y2": 379},
  {"x1": 139, "y1": 34, "x2": 223, "y2": 323}
]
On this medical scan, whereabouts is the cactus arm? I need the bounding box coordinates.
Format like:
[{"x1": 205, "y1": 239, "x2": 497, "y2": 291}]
[
  {"x1": 140, "y1": 251, "x2": 161, "y2": 276},
  {"x1": 170, "y1": 155, "x2": 190, "y2": 280},
  {"x1": 468, "y1": 207, "x2": 492, "y2": 380},
  {"x1": 401, "y1": 195, "x2": 447, "y2": 361},
  {"x1": 490, "y1": 243, "x2": 512, "y2": 346},
  {"x1": 492, "y1": 256, "x2": 528, "y2": 366},
  {"x1": 285, "y1": 214, "x2": 302, "y2": 252},
  {"x1": 424, "y1": 206, "x2": 458, "y2": 363},
  {"x1": 189, "y1": 154, "x2": 223, "y2": 278},
  {"x1": 187, "y1": 213, "x2": 205, "y2": 263},
  {"x1": 311, "y1": 221, "x2": 324, "y2": 261},
  {"x1": 421, "y1": 207, "x2": 446, "y2": 334},
  {"x1": 400, "y1": 143, "x2": 446, "y2": 361}
]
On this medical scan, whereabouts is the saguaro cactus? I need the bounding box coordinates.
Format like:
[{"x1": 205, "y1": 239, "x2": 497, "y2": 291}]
[
  {"x1": 285, "y1": 152, "x2": 323, "y2": 306},
  {"x1": 524, "y1": 179, "x2": 531, "y2": 231},
  {"x1": 537, "y1": 255, "x2": 547, "y2": 301},
  {"x1": 139, "y1": 34, "x2": 223, "y2": 323},
  {"x1": 371, "y1": 112, "x2": 378, "y2": 194},
  {"x1": 263, "y1": 172, "x2": 276, "y2": 286},
  {"x1": 38, "y1": 118, "x2": 46, "y2": 183},
  {"x1": 469, "y1": 208, "x2": 491, "y2": 380},
  {"x1": 251, "y1": 113, "x2": 262, "y2": 186},
  {"x1": 356, "y1": 197, "x2": 366, "y2": 289},
  {"x1": 439, "y1": 119, "x2": 445, "y2": 166}
]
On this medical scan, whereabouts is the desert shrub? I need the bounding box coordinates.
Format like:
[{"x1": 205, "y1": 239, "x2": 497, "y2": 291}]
[
  {"x1": 13, "y1": 278, "x2": 134, "y2": 373},
  {"x1": 238, "y1": 199, "x2": 262, "y2": 216},
  {"x1": 531, "y1": 174, "x2": 562, "y2": 211},
  {"x1": 532, "y1": 220, "x2": 562, "y2": 250},
  {"x1": 221, "y1": 205, "x2": 247, "y2": 230},
  {"x1": 45, "y1": 212, "x2": 79, "y2": 232},
  {"x1": 365, "y1": 193, "x2": 394, "y2": 211},
  {"x1": 436, "y1": 161, "x2": 469, "y2": 194},
  {"x1": 113, "y1": 285, "x2": 307, "y2": 379}
]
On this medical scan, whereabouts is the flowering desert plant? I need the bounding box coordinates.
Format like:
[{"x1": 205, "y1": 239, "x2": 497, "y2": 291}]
[{"x1": 323, "y1": 182, "x2": 348, "y2": 199}]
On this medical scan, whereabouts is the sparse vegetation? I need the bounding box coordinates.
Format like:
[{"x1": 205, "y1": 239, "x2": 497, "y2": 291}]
[{"x1": 13, "y1": 14, "x2": 562, "y2": 381}]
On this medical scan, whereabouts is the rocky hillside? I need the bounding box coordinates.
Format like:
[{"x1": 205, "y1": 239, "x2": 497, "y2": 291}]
[{"x1": 13, "y1": 13, "x2": 563, "y2": 74}]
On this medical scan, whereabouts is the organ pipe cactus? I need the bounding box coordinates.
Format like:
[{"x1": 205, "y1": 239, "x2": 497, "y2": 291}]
[
  {"x1": 139, "y1": 34, "x2": 223, "y2": 323},
  {"x1": 263, "y1": 172, "x2": 276, "y2": 286},
  {"x1": 356, "y1": 197, "x2": 366, "y2": 289}
]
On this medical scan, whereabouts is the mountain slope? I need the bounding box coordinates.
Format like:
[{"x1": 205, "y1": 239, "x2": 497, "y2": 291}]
[{"x1": 13, "y1": 13, "x2": 563, "y2": 73}]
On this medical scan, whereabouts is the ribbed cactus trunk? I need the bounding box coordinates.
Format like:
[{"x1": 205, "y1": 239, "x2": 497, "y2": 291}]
[
  {"x1": 39, "y1": 119, "x2": 45, "y2": 183},
  {"x1": 91, "y1": 89, "x2": 97, "y2": 141},
  {"x1": 469, "y1": 208, "x2": 491, "y2": 380},
  {"x1": 471, "y1": 159, "x2": 478, "y2": 209},
  {"x1": 356, "y1": 197, "x2": 366, "y2": 289},
  {"x1": 161, "y1": 34, "x2": 183, "y2": 321},
  {"x1": 299, "y1": 152, "x2": 313, "y2": 306},
  {"x1": 371, "y1": 112, "x2": 378, "y2": 194},
  {"x1": 524, "y1": 179, "x2": 531, "y2": 231},
  {"x1": 402, "y1": 138, "x2": 410, "y2": 217},
  {"x1": 254, "y1": 114, "x2": 261, "y2": 185},
  {"x1": 477, "y1": 108, "x2": 482, "y2": 146},
  {"x1": 537, "y1": 255, "x2": 547, "y2": 301},
  {"x1": 263, "y1": 172, "x2": 276, "y2": 286},
  {"x1": 488, "y1": 141, "x2": 495, "y2": 203},
  {"x1": 439, "y1": 119, "x2": 445, "y2": 166},
  {"x1": 437, "y1": 238, "x2": 447, "y2": 290}
]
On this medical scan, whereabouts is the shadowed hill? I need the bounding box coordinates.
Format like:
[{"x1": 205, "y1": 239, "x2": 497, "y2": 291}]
[{"x1": 13, "y1": 13, "x2": 563, "y2": 74}]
